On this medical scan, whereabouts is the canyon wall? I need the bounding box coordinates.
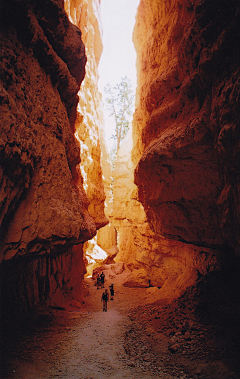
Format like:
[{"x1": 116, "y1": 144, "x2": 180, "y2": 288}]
[
  {"x1": 113, "y1": 0, "x2": 240, "y2": 299},
  {"x1": 0, "y1": 0, "x2": 106, "y2": 317},
  {"x1": 133, "y1": 0, "x2": 240, "y2": 253},
  {"x1": 65, "y1": 0, "x2": 109, "y2": 231},
  {"x1": 65, "y1": 0, "x2": 115, "y2": 267},
  {"x1": 113, "y1": 128, "x2": 219, "y2": 299}
]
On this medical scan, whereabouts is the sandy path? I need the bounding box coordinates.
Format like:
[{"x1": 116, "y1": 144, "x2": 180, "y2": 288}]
[{"x1": 2, "y1": 275, "x2": 175, "y2": 379}]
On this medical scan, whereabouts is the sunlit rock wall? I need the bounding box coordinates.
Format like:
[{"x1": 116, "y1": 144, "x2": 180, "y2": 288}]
[
  {"x1": 65, "y1": 0, "x2": 109, "y2": 231},
  {"x1": 112, "y1": 127, "x2": 145, "y2": 266},
  {"x1": 65, "y1": 0, "x2": 114, "y2": 267},
  {"x1": 113, "y1": 129, "x2": 219, "y2": 298},
  {"x1": 133, "y1": 0, "x2": 240, "y2": 253},
  {"x1": 0, "y1": 0, "x2": 100, "y2": 316}
]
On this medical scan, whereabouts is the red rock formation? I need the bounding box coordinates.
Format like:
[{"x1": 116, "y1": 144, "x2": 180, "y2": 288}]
[
  {"x1": 65, "y1": 0, "x2": 108, "y2": 231},
  {"x1": 0, "y1": 0, "x2": 103, "y2": 315},
  {"x1": 65, "y1": 0, "x2": 115, "y2": 266},
  {"x1": 0, "y1": 244, "x2": 86, "y2": 316},
  {"x1": 112, "y1": 128, "x2": 219, "y2": 298},
  {"x1": 133, "y1": 0, "x2": 240, "y2": 252},
  {"x1": 110, "y1": 0, "x2": 240, "y2": 303}
]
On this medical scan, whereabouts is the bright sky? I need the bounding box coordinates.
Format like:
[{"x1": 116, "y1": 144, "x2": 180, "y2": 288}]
[{"x1": 98, "y1": 0, "x2": 140, "y2": 150}]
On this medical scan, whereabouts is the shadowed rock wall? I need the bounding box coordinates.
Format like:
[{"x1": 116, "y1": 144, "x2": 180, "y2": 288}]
[
  {"x1": 113, "y1": 128, "x2": 219, "y2": 298},
  {"x1": 0, "y1": 245, "x2": 85, "y2": 316},
  {"x1": 0, "y1": 0, "x2": 104, "y2": 316},
  {"x1": 133, "y1": 0, "x2": 240, "y2": 252}
]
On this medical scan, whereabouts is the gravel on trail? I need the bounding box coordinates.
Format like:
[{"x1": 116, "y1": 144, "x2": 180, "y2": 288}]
[
  {"x1": 1, "y1": 268, "x2": 240, "y2": 379},
  {"x1": 1, "y1": 275, "x2": 177, "y2": 379}
]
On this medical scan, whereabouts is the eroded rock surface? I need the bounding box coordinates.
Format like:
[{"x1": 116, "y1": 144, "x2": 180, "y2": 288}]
[
  {"x1": 109, "y1": 3, "x2": 240, "y2": 376},
  {"x1": 65, "y1": 0, "x2": 115, "y2": 267},
  {"x1": 133, "y1": 0, "x2": 240, "y2": 251},
  {"x1": 0, "y1": 0, "x2": 103, "y2": 315},
  {"x1": 68, "y1": 0, "x2": 109, "y2": 231},
  {"x1": 0, "y1": 0, "x2": 93, "y2": 259},
  {"x1": 112, "y1": 128, "x2": 219, "y2": 298}
]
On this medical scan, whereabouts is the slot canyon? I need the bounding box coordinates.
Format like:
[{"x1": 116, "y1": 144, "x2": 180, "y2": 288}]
[{"x1": 0, "y1": 0, "x2": 240, "y2": 378}]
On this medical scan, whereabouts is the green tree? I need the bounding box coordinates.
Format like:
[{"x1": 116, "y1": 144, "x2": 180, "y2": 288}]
[{"x1": 104, "y1": 76, "x2": 134, "y2": 159}]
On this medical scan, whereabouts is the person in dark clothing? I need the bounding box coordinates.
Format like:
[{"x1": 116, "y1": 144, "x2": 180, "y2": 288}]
[
  {"x1": 96, "y1": 273, "x2": 100, "y2": 289},
  {"x1": 100, "y1": 271, "x2": 105, "y2": 288},
  {"x1": 101, "y1": 289, "x2": 109, "y2": 311},
  {"x1": 109, "y1": 283, "x2": 114, "y2": 300}
]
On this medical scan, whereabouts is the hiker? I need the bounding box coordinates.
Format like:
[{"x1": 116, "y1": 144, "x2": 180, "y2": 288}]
[
  {"x1": 101, "y1": 289, "x2": 109, "y2": 312},
  {"x1": 96, "y1": 273, "x2": 100, "y2": 289},
  {"x1": 100, "y1": 271, "x2": 105, "y2": 288},
  {"x1": 109, "y1": 283, "x2": 114, "y2": 300}
]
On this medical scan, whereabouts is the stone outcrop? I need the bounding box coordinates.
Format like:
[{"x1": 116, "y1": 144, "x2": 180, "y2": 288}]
[
  {"x1": 0, "y1": 0, "x2": 106, "y2": 316},
  {"x1": 133, "y1": 0, "x2": 240, "y2": 254}
]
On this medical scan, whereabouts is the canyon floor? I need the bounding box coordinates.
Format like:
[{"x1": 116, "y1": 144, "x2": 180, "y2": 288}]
[{"x1": 1, "y1": 265, "x2": 240, "y2": 379}]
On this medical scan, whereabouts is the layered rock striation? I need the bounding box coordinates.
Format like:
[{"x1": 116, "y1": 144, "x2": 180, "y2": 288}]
[{"x1": 133, "y1": 0, "x2": 240, "y2": 253}]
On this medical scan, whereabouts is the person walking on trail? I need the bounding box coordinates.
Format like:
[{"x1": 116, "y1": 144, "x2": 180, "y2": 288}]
[
  {"x1": 101, "y1": 289, "x2": 109, "y2": 312},
  {"x1": 109, "y1": 283, "x2": 114, "y2": 300},
  {"x1": 96, "y1": 273, "x2": 100, "y2": 289},
  {"x1": 100, "y1": 271, "x2": 105, "y2": 288}
]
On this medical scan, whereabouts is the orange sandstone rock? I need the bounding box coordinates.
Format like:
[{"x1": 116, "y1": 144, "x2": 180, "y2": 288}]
[
  {"x1": 65, "y1": 0, "x2": 108, "y2": 231},
  {"x1": 65, "y1": 0, "x2": 115, "y2": 266},
  {"x1": 0, "y1": 0, "x2": 104, "y2": 315},
  {"x1": 133, "y1": 0, "x2": 240, "y2": 251},
  {"x1": 0, "y1": 0, "x2": 96, "y2": 263},
  {"x1": 112, "y1": 127, "x2": 219, "y2": 299}
]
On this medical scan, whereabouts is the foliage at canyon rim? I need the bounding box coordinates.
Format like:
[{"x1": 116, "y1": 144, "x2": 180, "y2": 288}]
[{"x1": 104, "y1": 76, "x2": 134, "y2": 164}]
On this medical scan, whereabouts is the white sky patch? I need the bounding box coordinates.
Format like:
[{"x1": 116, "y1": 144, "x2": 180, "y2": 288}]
[{"x1": 98, "y1": 0, "x2": 140, "y2": 151}]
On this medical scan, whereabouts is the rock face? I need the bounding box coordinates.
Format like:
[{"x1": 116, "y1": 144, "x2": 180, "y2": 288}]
[
  {"x1": 133, "y1": 0, "x2": 240, "y2": 253},
  {"x1": 112, "y1": 0, "x2": 240, "y2": 298},
  {"x1": 65, "y1": 0, "x2": 109, "y2": 231},
  {"x1": 112, "y1": 127, "x2": 146, "y2": 265},
  {"x1": 65, "y1": 0, "x2": 115, "y2": 262},
  {"x1": 0, "y1": 0, "x2": 105, "y2": 316},
  {"x1": 1, "y1": 244, "x2": 86, "y2": 316},
  {"x1": 112, "y1": 128, "x2": 219, "y2": 298}
]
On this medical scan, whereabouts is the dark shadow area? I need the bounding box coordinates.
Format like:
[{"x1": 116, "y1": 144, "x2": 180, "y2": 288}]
[{"x1": 125, "y1": 252, "x2": 240, "y2": 379}]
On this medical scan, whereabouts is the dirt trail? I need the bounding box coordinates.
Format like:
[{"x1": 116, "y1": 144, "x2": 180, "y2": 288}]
[
  {"x1": 1, "y1": 273, "x2": 177, "y2": 379},
  {"x1": 2, "y1": 268, "x2": 239, "y2": 379}
]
